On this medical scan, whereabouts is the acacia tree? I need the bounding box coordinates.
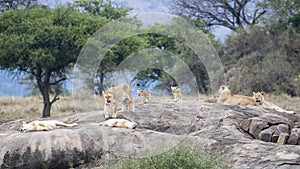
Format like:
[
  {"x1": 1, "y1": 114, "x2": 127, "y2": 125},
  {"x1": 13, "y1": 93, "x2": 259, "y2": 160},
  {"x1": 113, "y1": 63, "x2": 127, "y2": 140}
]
[
  {"x1": 71, "y1": 0, "x2": 141, "y2": 94},
  {"x1": 170, "y1": 0, "x2": 266, "y2": 32},
  {"x1": 0, "y1": 7, "x2": 108, "y2": 117}
]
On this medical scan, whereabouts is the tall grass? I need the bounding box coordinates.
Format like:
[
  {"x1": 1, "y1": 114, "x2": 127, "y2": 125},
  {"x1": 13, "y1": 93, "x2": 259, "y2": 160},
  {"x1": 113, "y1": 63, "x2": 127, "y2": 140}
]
[
  {"x1": 102, "y1": 143, "x2": 229, "y2": 169},
  {"x1": 0, "y1": 92, "x2": 103, "y2": 119}
]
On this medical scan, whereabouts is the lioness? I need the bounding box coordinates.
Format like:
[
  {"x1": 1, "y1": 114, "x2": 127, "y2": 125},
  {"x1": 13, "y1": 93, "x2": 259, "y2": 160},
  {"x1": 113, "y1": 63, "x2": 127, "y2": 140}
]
[
  {"x1": 204, "y1": 95, "x2": 219, "y2": 103},
  {"x1": 217, "y1": 85, "x2": 256, "y2": 106},
  {"x1": 99, "y1": 119, "x2": 137, "y2": 129},
  {"x1": 20, "y1": 120, "x2": 78, "y2": 133},
  {"x1": 253, "y1": 91, "x2": 295, "y2": 114},
  {"x1": 137, "y1": 89, "x2": 152, "y2": 104},
  {"x1": 171, "y1": 86, "x2": 182, "y2": 100},
  {"x1": 103, "y1": 83, "x2": 135, "y2": 119}
]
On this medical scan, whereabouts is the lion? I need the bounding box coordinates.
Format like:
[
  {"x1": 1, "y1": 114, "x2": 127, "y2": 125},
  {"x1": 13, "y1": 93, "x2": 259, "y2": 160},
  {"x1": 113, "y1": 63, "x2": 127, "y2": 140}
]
[
  {"x1": 99, "y1": 119, "x2": 137, "y2": 129},
  {"x1": 204, "y1": 95, "x2": 219, "y2": 103},
  {"x1": 137, "y1": 90, "x2": 152, "y2": 104},
  {"x1": 217, "y1": 85, "x2": 256, "y2": 106},
  {"x1": 20, "y1": 120, "x2": 78, "y2": 133},
  {"x1": 171, "y1": 86, "x2": 182, "y2": 100},
  {"x1": 253, "y1": 91, "x2": 295, "y2": 114},
  {"x1": 103, "y1": 83, "x2": 135, "y2": 119}
]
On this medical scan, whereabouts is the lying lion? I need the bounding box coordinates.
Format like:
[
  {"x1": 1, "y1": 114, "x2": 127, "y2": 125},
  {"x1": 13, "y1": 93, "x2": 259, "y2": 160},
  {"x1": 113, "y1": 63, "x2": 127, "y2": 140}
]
[
  {"x1": 253, "y1": 91, "x2": 295, "y2": 114},
  {"x1": 20, "y1": 120, "x2": 78, "y2": 133},
  {"x1": 217, "y1": 85, "x2": 256, "y2": 106},
  {"x1": 99, "y1": 119, "x2": 137, "y2": 129}
]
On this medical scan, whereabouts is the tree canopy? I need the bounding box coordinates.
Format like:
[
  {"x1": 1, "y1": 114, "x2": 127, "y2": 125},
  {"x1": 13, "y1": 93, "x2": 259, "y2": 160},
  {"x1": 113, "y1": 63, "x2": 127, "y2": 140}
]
[
  {"x1": 0, "y1": 6, "x2": 108, "y2": 117},
  {"x1": 170, "y1": 0, "x2": 266, "y2": 32}
]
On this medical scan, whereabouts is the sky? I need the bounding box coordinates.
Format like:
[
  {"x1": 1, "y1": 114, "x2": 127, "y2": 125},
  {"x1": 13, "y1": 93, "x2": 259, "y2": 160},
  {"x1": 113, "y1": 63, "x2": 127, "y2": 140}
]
[{"x1": 0, "y1": 0, "x2": 231, "y2": 96}]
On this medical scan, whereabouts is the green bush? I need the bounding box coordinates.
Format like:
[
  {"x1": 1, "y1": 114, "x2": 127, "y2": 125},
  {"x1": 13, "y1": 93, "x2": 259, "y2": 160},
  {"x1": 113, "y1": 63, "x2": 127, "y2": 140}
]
[{"x1": 106, "y1": 143, "x2": 229, "y2": 169}]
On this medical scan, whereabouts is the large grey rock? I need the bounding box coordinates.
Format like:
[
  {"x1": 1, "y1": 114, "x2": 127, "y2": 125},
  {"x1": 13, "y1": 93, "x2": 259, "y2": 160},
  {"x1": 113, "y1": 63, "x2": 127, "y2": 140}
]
[
  {"x1": 259, "y1": 128, "x2": 274, "y2": 142},
  {"x1": 0, "y1": 99, "x2": 300, "y2": 169},
  {"x1": 288, "y1": 128, "x2": 300, "y2": 145}
]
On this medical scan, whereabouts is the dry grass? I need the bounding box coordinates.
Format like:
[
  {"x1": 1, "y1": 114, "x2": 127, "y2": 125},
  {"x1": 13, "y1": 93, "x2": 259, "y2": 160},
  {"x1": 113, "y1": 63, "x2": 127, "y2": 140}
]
[
  {"x1": 264, "y1": 93, "x2": 300, "y2": 113},
  {"x1": 0, "y1": 92, "x2": 104, "y2": 119}
]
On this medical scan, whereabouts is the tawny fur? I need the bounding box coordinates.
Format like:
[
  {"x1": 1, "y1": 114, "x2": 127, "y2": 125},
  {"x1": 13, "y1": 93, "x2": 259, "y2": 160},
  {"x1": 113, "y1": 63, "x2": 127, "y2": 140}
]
[
  {"x1": 20, "y1": 120, "x2": 78, "y2": 133},
  {"x1": 99, "y1": 119, "x2": 137, "y2": 129},
  {"x1": 204, "y1": 95, "x2": 219, "y2": 103},
  {"x1": 253, "y1": 91, "x2": 295, "y2": 114},
  {"x1": 217, "y1": 85, "x2": 256, "y2": 106},
  {"x1": 171, "y1": 86, "x2": 182, "y2": 100},
  {"x1": 103, "y1": 83, "x2": 135, "y2": 119},
  {"x1": 137, "y1": 90, "x2": 152, "y2": 104}
]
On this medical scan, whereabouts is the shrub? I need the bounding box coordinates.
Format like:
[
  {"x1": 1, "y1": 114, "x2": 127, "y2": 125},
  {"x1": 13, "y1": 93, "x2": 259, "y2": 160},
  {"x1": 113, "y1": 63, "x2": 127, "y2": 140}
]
[{"x1": 105, "y1": 143, "x2": 229, "y2": 169}]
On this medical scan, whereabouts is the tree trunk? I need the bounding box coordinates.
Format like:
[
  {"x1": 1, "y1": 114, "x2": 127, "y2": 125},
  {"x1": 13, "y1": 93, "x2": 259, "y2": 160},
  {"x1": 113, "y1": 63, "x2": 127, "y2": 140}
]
[
  {"x1": 41, "y1": 86, "x2": 51, "y2": 118},
  {"x1": 99, "y1": 71, "x2": 104, "y2": 95},
  {"x1": 35, "y1": 69, "x2": 52, "y2": 118}
]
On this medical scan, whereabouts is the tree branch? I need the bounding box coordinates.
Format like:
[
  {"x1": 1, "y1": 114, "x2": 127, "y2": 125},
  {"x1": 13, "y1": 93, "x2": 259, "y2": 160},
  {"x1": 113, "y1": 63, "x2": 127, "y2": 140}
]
[
  {"x1": 49, "y1": 77, "x2": 67, "y2": 85},
  {"x1": 50, "y1": 92, "x2": 60, "y2": 105}
]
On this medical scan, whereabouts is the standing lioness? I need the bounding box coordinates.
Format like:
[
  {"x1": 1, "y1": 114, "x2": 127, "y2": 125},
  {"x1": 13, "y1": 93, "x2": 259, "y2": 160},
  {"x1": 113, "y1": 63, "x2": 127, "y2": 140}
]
[
  {"x1": 171, "y1": 86, "x2": 182, "y2": 100},
  {"x1": 103, "y1": 83, "x2": 134, "y2": 119},
  {"x1": 137, "y1": 89, "x2": 152, "y2": 104}
]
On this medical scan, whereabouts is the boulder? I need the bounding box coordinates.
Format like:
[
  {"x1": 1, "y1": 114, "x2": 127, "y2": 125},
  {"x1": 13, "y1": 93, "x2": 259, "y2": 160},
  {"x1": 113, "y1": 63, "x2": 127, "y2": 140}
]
[
  {"x1": 248, "y1": 118, "x2": 269, "y2": 139},
  {"x1": 288, "y1": 128, "x2": 300, "y2": 145},
  {"x1": 1, "y1": 99, "x2": 300, "y2": 169},
  {"x1": 259, "y1": 128, "x2": 274, "y2": 142}
]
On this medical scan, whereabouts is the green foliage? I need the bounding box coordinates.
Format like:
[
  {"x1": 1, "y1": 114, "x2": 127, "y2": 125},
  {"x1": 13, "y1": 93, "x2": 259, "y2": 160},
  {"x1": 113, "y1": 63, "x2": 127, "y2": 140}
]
[
  {"x1": 223, "y1": 18, "x2": 300, "y2": 96},
  {"x1": 72, "y1": 0, "x2": 131, "y2": 20},
  {"x1": 130, "y1": 19, "x2": 219, "y2": 93},
  {"x1": 0, "y1": 109, "x2": 5, "y2": 118},
  {"x1": 0, "y1": 6, "x2": 108, "y2": 117},
  {"x1": 289, "y1": 12, "x2": 300, "y2": 33},
  {"x1": 108, "y1": 143, "x2": 229, "y2": 169},
  {"x1": 0, "y1": 7, "x2": 106, "y2": 71}
]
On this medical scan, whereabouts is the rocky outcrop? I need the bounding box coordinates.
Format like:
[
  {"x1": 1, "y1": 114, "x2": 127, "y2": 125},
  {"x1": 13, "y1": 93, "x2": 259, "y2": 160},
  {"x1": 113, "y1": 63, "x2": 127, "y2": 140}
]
[
  {"x1": 239, "y1": 109, "x2": 300, "y2": 145},
  {"x1": 0, "y1": 99, "x2": 300, "y2": 169}
]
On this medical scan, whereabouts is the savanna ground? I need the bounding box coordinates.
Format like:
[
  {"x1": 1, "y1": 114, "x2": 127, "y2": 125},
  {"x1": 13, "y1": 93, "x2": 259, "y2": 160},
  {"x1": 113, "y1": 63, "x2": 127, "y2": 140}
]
[{"x1": 1, "y1": 92, "x2": 299, "y2": 120}]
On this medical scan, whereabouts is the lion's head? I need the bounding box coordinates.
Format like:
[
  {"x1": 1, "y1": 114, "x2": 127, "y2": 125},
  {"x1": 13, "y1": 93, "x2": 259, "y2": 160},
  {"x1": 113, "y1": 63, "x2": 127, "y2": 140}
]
[
  {"x1": 218, "y1": 85, "x2": 231, "y2": 96},
  {"x1": 127, "y1": 121, "x2": 138, "y2": 129},
  {"x1": 170, "y1": 86, "x2": 179, "y2": 93},
  {"x1": 103, "y1": 89, "x2": 114, "y2": 105},
  {"x1": 253, "y1": 91, "x2": 265, "y2": 104},
  {"x1": 137, "y1": 90, "x2": 145, "y2": 97},
  {"x1": 19, "y1": 121, "x2": 31, "y2": 133}
]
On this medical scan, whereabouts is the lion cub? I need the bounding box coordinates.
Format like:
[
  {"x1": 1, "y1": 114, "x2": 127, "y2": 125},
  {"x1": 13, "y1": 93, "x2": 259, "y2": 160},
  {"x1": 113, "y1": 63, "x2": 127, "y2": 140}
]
[
  {"x1": 253, "y1": 91, "x2": 295, "y2": 114},
  {"x1": 103, "y1": 83, "x2": 134, "y2": 119},
  {"x1": 20, "y1": 120, "x2": 78, "y2": 133},
  {"x1": 217, "y1": 85, "x2": 256, "y2": 106},
  {"x1": 99, "y1": 119, "x2": 137, "y2": 129},
  {"x1": 171, "y1": 86, "x2": 182, "y2": 100},
  {"x1": 137, "y1": 90, "x2": 152, "y2": 104}
]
